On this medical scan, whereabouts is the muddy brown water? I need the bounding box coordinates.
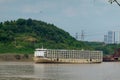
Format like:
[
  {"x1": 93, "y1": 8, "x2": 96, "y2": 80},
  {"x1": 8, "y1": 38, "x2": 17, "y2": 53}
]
[{"x1": 0, "y1": 62, "x2": 120, "y2": 80}]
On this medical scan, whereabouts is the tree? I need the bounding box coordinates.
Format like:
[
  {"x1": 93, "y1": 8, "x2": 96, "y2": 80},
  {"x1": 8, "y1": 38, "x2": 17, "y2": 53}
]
[
  {"x1": 109, "y1": 0, "x2": 120, "y2": 6},
  {"x1": 26, "y1": 18, "x2": 32, "y2": 26},
  {"x1": 16, "y1": 19, "x2": 26, "y2": 25}
]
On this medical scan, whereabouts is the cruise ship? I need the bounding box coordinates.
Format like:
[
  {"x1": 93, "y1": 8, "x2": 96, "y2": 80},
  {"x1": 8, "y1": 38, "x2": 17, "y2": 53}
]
[{"x1": 34, "y1": 48, "x2": 103, "y2": 63}]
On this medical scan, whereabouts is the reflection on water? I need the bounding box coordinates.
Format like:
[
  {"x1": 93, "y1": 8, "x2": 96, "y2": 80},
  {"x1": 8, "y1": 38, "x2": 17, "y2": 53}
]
[
  {"x1": 0, "y1": 62, "x2": 120, "y2": 80},
  {"x1": 0, "y1": 77, "x2": 40, "y2": 80}
]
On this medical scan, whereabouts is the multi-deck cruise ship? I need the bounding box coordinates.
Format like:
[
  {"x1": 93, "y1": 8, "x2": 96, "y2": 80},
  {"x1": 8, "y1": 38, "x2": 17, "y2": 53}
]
[{"x1": 34, "y1": 48, "x2": 103, "y2": 63}]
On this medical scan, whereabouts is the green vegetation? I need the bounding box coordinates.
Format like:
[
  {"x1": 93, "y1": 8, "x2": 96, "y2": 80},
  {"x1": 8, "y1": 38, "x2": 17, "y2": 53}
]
[
  {"x1": 0, "y1": 18, "x2": 118, "y2": 55},
  {"x1": 0, "y1": 18, "x2": 90, "y2": 54},
  {"x1": 85, "y1": 41, "x2": 120, "y2": 56}
]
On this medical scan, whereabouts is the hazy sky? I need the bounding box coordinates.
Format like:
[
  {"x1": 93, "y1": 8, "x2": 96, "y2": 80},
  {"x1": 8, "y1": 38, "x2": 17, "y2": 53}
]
[{"x1": 0, "y1": 0, "x2": 120, "y2": 42}]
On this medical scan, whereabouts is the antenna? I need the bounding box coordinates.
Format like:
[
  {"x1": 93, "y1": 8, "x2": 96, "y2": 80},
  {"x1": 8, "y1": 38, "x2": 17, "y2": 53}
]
[
  {"x1": 81, "y1": 30, "x2": 85, "y2": 41},
  {"x1": 75, "y1": 33, "x2": 78, "y2": 40}
]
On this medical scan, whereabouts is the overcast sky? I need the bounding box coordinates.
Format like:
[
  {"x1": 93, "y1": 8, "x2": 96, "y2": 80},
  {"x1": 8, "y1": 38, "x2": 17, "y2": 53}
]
[{"x1": 0, "y1": 0, "x2": 120, "y2": 42}]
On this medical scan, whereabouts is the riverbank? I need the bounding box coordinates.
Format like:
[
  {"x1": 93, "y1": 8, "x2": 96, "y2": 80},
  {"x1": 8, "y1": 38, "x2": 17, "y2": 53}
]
[{"x1": 0, "y1": 54, "x2": 33, "y2": 62}]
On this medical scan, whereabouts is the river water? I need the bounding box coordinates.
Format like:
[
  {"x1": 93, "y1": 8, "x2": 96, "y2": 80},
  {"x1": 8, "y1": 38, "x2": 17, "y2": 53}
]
[{"x1": 0, "y1": 62, "x2": 120, "y2": 80}]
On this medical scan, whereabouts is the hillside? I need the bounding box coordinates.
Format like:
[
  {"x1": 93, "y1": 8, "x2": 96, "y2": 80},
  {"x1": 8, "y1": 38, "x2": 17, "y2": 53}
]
[
  {"x1": 0, "y1": 18, "x2": 90, "y2": 54},
  {"x1": 84, "y1": 41, "x2": 120, "y2": 55}
]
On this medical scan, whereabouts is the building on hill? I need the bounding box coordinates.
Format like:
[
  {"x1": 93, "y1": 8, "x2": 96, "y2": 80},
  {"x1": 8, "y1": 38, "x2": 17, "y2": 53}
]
[
  {"x1": 104, "y1": 31, "x2": 115, "y2": 44},
  {"x1": 104, "y1": 31, "x2": 120, "y2": 44}
]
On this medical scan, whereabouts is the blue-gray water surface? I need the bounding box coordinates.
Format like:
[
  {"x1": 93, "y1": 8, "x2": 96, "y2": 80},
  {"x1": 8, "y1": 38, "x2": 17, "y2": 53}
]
[{"x1": 0, "y1": 62, "x2": 120, "y2": 80}]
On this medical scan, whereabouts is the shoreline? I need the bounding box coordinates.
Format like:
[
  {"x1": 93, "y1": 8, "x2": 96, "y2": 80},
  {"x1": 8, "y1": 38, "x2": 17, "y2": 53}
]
[
  {"x1": 0, "y1": 54, "x2": 33, "y2": 62},
  {"x1": 0, "y1": 54, "x2": 119, "y2": 63}
]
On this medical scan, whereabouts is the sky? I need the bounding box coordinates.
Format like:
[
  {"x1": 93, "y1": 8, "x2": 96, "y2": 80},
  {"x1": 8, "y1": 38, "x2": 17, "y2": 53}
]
[{"x1": 0, "y1": 0, "x2": 120, "y2": 42}]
